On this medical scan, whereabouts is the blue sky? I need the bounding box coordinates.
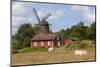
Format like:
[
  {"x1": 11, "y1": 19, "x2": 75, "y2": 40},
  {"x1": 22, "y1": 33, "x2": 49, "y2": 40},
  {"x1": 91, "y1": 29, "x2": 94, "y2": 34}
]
[{"x1": 12, "y1": 1, "x2": 96, "y2": 35}]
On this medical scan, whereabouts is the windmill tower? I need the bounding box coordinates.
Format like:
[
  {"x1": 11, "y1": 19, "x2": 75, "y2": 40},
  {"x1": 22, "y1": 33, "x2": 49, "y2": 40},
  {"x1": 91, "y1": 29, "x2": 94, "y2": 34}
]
[{"x1": 33, "y1": 8, "x2": 51, "y2": 34}]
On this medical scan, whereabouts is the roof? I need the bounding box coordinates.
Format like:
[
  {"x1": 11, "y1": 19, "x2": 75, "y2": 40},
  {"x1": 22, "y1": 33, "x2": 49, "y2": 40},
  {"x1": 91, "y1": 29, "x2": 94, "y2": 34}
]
[
  {"x1": 31, "y1": 33, "x2": 57, "y2": 41},
  {"x1": 39, "y1": 20, "x2": 49, "y2": 25}
]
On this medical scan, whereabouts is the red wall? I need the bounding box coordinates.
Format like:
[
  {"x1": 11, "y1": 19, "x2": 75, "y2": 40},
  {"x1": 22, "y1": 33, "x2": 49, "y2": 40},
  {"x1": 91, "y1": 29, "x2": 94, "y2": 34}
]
[
  {"x1": 63, "y1": 39, "x2": 72, "y2": 46},
  {"x1": 31, "y1": 40, "x2": 63, "y2": 48},
  {"x1": 31, "y1": 41, "x2": 53, "y2": 48}
]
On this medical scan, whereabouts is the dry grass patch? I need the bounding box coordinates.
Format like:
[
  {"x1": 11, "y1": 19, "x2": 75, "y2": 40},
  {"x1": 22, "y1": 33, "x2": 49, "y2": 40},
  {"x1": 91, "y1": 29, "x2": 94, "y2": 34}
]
[{"x1": 12, "y1": 47, "x2": 95, "y2": 66}]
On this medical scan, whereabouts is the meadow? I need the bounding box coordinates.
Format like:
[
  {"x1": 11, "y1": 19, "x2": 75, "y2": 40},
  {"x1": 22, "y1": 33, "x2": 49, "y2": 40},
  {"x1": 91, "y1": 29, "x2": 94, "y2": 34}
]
[{"x1": 12, "y1": 40, "x2": 96, "y2": 66}]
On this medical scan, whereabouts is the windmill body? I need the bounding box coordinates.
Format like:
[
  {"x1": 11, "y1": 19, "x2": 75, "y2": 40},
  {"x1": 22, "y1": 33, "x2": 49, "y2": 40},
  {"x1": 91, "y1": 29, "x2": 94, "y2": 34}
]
[{"x1": 33, "y1": 8, "x2": 51, "y2": 34}]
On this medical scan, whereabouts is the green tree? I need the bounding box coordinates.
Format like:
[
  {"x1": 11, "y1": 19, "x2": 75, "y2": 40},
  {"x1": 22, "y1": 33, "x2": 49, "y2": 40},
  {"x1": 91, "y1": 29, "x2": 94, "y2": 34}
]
[
  {"x1": 57, "y1": 21, "x2": 96, "y2": 41},
  {"x1": 15, "y1": 23, "x2": 35, "y2": 49},
  {"x1": 68, "y1": 22, "x2": 86, "y2": 40},
  {"x1": 86, "y1": 22, "x2": 96, "y2": 40},
  {"x1": 58, "y1": 29, "x2": 66, "y2": 39}
]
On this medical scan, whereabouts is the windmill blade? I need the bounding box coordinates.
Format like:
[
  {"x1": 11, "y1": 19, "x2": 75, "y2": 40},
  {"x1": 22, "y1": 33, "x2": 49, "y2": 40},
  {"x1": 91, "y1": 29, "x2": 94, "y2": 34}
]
[
  {"x1": 41, "y1": 13, "x2": 51, "y2": 21},
  {"x1": 33, "y1": 8, "x2": 40, "y2": 23}
]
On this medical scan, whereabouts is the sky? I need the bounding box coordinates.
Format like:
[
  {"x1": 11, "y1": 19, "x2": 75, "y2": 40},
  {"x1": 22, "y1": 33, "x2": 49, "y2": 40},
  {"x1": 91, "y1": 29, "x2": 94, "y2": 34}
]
[{"x1": 12, "y1": 1, "x2": 96, "y2": 35}]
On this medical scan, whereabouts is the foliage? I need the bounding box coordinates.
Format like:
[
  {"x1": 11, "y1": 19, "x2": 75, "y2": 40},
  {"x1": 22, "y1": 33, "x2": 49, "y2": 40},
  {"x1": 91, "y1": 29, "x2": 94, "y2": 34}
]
[
  {"x1": 65, "y1": 40, "x2": 95, "y2": 50},
  {"x1": 12, "y1": 47, "x2": 48, "y2": 54},
  {"x1": 85, "y1": 22, "x2": 96, "y2": 40},
  {"x1": 58, "y1": 22, "x2": 96, "y2": 40},
  {"x1": 12, "y1": 49, "x2": 18, "y2": 54},
  {"x1": 13, "y1": 23, "x2": 35, "y2": 49},
  {"x1": 32, "y1": 26, "x2": 42, "y2": 34},
  {"x1": 57, "y1": 29, "x2": 66, "y2": 39},
  {"x1": 78, "y1": 42, "x2": 87, "y2": 49},
  {"x1": 65, "y1": 41, "x2": 80, "y2": 50},
  {"x1": 18, "y1": 47, "x2": 48, "y2": 53}
]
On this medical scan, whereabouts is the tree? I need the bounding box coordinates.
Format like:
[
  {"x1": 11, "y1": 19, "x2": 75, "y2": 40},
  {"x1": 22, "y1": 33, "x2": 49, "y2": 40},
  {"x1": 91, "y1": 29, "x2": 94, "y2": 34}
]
[
  {"x1": 57, "y1": 29, "x2": 66, "y2": 39},
  {"x1": 57, "y1": 22, "x2": 96, "y2": 41},
  {"x1": 68, "y1": 22, "x2": 86, "y2": 40},
  {"x1": 86, "y1": 22, "x2": 96, "y2": 40},
  {"x1": 15, "y1": 23, "x2": 35, "y2": 49}
]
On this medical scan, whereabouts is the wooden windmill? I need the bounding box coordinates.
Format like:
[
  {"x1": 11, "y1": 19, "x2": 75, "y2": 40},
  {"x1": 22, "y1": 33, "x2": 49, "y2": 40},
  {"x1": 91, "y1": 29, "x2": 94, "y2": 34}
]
[{"x1": 33, "y1": 8, "x2": 51, "y2": 34}]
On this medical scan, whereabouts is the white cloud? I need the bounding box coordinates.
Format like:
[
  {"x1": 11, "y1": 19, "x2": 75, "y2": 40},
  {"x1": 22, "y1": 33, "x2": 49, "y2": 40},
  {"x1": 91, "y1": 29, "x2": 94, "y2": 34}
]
[
  {"x1": 49, "y1": 9, "x2": 64, "y2": 20},
  {"x1": 71, "y1": 6, "x2": 89, "y2": 12},
  {"x1": 12, "y1": 2, "x2": 33, "y2": 17},
  {"x1": 70, "y1": 6, "x2": 95, "y2": 23},
  {"x1": 12, "y1": 16, "x2": 26, "y2": 27},
  {"x1": 12, "y1": 2, "x2": 35, "y2": 35},
  {"x1": 36, "y1": 8, "x2": 64, "y2": 21},
  {"x1": 83, "y1": 12, "x2": 95, "y2": 22}
]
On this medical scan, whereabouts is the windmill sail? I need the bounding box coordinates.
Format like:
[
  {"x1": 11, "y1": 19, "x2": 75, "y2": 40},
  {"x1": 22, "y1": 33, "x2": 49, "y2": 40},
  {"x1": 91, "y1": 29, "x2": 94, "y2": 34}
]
[
  {"x1": 33, "y1": 8, "x2": 52, "y2": 34},
  {"x1": 33, "y1": 8, "x2": 40, "y2": 23},
  {"x1": 41, "y1": 13, "x2": 51, "y2": 21}
]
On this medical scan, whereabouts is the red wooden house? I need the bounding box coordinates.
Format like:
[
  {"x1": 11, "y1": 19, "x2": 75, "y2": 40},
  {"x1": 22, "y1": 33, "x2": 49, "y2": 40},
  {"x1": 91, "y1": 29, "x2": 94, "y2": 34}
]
[{"x1": 31, "y1": 33, "x2": 63, "y2": 48}]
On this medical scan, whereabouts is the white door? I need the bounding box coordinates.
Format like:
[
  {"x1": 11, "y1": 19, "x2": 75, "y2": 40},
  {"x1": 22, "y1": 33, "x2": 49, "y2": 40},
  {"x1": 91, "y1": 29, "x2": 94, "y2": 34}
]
[{"x1": 58, "y1": 41, "x2": 60, "y2": 46}]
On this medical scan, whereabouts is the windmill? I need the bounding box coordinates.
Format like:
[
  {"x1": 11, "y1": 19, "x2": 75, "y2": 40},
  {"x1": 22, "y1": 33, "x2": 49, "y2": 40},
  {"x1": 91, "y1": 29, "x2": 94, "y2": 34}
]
[{"x1": 33, "y1": 8, "x2": 51, "y2": 34}]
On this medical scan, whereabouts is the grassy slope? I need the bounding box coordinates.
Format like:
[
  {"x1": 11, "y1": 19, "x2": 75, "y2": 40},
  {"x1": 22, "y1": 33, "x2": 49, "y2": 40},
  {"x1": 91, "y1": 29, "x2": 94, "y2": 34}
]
[{"x1": 12, "y1": 46, "x2": 95, "y2": 65}]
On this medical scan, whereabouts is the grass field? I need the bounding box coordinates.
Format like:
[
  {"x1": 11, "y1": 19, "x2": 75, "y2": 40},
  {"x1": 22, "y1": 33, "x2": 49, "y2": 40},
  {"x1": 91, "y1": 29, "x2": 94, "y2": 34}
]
[{"x1": 12, "y1": 46, "x2": 96, "y2": 66}]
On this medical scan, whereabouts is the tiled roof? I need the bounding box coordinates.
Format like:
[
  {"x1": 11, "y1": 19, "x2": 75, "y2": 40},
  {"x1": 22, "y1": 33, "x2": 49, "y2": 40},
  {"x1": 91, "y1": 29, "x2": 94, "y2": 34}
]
[{"x1": 32, "y1": 34, "x2": 57, "y2": 41}]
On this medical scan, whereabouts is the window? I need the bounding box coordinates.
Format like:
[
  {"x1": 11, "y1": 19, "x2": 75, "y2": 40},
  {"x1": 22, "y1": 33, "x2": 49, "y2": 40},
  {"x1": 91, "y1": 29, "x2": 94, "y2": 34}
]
[
  {"x1": 41, "y1": 41, "x2": 44, "y2": 46},
  {"x1": 34, "y1": 42, "x2": 37, "y2": 46},
  {"x1": 48, "y1": 41, "x2": 51, "y2": 46}
]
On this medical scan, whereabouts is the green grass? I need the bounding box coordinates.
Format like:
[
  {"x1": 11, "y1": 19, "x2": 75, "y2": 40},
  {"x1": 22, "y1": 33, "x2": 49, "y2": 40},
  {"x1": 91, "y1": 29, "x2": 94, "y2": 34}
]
[
  {"x1": 12, "y1": 47, "x2": 48, "y2": 54},
  {"x1": 18, "y1": 47, "x2": 48, "y2": 53}
]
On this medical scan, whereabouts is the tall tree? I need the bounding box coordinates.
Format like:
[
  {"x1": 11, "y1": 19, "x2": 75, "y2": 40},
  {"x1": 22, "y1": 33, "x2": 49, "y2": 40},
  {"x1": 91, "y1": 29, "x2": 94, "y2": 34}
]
[
  {"x1": 86, "y1": 22, "x2": 96, "y2": 40},
  {"x1": 58, "y1": 29, "x2": 66, "y2": 39},
  {"x1": 57, "y1": 22, "x2": 96, "y2": 40},
  {"x1": 15, "y1": 23, "x2": 35, "y2": 49},
  {"x1": 68, "y1": 22, "x2": 86, "y2": 40}
]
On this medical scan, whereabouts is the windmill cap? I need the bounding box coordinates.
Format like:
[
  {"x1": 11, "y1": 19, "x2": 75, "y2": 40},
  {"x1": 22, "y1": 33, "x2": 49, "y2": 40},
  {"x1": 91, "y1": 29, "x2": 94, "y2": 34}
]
[{"x1": 39, "y1": 20, "x2": 49, "y2": 25}]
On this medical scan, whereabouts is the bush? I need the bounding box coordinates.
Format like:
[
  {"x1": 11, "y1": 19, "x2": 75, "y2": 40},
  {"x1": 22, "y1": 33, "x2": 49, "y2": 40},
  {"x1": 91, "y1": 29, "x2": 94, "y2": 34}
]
[
  {"x1": 78, "y1": 42, "x2": 87, "y2": 49},
  {"x1": 18, "y1": 47, "x2": 48, "y2": 53},
  {"x1": 80, "y1": 40, "x2": 95, "y2": 48},
  {"x1": 65, "y1": 41, "x2": 80, "y2": 50},
  {"x1": 65, "y1": 40, "x2": 95, "y2": 50},
  {"x1": 12, "y1": 49, "x2": 18, "y2": 54}
]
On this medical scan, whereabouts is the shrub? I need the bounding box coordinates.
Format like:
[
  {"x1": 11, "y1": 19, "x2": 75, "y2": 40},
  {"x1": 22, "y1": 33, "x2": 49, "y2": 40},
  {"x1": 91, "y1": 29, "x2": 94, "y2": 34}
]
[
  {"x1": 80, "y1": 40, "x2": 95, "y2": 48},
  {"x1": 65, "y1": 41, "x2": 80, "y2": 50},
  {"x1": 65, "y1": 40, "x2": 95, "y2": 50},
  {"x1": 12, "y1": 49, "x2": 18, "y2": 54},
  {"x1": 78, "y1": 42, "x2": 87, "y2": 49},
  {"x1": 18, "y1": 47, "x2": 48, "y2": 53}
]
